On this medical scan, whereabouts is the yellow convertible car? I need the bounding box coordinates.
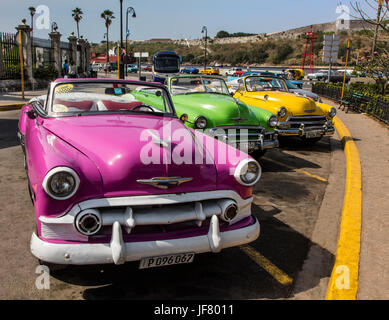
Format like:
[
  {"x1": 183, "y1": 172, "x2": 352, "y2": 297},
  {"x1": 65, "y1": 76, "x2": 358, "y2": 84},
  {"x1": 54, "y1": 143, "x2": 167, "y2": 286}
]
[
  {"x1": 233, "y1": 75, "x2": 336, "y2": 142},
  {"x1": 200, "y1": 67, "x2": 220, "y2": 75}
]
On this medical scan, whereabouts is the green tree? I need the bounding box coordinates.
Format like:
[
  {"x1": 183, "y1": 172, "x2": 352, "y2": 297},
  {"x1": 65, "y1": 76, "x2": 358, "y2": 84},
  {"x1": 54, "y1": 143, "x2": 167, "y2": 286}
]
[
  {"x1": 101, "y1": 10, "x2": 115, "y2": 66},
  {"x1": 216, "y1": 30, "x2": 230, "y2": 38},
  {"x1": 72, "y1": 7, "x2": 84, "y2": 39}
]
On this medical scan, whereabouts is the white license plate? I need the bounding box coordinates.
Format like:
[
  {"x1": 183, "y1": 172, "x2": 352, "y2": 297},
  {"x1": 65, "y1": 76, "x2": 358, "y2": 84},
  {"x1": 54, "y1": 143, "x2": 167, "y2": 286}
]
[
  {"x1": 139, "y1": 252, "x2": 195, "y2": 269},
  {"x1": 305, "y1": 131, "x2": 322, "y2": 139}
]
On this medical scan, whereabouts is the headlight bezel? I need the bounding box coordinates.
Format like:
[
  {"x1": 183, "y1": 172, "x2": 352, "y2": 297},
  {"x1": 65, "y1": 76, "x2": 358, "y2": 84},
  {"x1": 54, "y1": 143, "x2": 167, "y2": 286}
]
[
  {"x1": 278, "y1": 107, "x2": 287, "y2": 118},
  {"x1": 42, "y1": 167, "x2": 80, "y2": 200},
  {"x1": 328, "y1": 107, "x2": 337, "y2": 118},
  {"x1": 268, "y1": 115, "x2": 278, "y2": 128},
  {"x1": 194, "y1": 116, "x2": 208, "y2": 129},
  {"x1": 234, "y1": 158, "x2": 262, "y2": 187}
]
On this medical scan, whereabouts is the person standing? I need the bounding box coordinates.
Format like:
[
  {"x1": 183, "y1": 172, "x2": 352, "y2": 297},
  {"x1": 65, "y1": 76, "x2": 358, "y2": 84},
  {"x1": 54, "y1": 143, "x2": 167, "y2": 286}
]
[
  {"x1": 69, "y1": 61, "x2": 77, "y2": 78},
  {"x1": 63, "y1": 59, "x2": 69, "y2": 77}
]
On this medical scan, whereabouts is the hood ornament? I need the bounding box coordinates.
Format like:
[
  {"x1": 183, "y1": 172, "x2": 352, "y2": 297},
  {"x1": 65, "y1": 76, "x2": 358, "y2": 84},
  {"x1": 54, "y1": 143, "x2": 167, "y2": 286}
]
[
  {"x1": 231, "y1": 97, "x2": 247, "y2": 122},
  {"x1": 137, "y1": 177, "x2": 193, "y2": 189}
]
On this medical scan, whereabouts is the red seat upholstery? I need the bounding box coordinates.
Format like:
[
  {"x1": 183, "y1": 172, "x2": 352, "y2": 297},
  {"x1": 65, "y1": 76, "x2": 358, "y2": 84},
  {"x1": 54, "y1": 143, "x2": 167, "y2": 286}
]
[
  {"x1": 54, "y1": 99, "x2": 94, "y2": 111},
  {"x1": 101, "y1": 100, "x2": 143, "y2": 111}
]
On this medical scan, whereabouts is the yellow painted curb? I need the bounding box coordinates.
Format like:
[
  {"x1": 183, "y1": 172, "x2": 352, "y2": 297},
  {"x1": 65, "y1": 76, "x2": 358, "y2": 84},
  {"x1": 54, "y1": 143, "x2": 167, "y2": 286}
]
[
  {"x1": 326, "y1": 116, "x2": 362, "y2": 300},
  {"x1": 0, "y1": 103, "x2": 25, "y2": 111}
]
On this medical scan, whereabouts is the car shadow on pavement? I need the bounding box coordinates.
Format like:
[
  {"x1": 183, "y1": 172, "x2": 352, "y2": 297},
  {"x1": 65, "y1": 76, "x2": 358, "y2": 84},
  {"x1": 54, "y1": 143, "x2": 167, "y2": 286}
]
[
  {"x1": 49, "y1": 205, "x2": 334, "y2": 300},
  {"x1": 0, "y1": 119, "x2": 20, "y2": 149}
]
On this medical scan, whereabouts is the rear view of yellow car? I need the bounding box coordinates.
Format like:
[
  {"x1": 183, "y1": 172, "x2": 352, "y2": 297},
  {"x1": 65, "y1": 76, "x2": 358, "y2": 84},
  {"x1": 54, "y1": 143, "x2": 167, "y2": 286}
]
[
  {"x1": 200, "y1": 67, "x2": 220, "y2": 75},
  {"x1": 286, "y1": 68, "x2": 305, "y2": 80},
  {"x1": 233, "y1": 75, "x2": 336, "y2": 143}
]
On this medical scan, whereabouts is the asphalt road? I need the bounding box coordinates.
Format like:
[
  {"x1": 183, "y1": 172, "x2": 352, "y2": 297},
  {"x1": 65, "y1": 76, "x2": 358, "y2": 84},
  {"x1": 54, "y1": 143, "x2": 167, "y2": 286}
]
[{"x1": 0, "y1": 107, "x2": 340, "y2": 300}]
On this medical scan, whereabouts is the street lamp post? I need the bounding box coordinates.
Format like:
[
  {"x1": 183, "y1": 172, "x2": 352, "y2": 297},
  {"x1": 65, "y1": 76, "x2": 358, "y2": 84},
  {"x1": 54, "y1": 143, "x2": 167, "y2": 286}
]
[
  {"x1": 125, "y1": 6, "x2": 136, "y2": 77},
  {"x1": 104, "y1": 33, "x2": 108, "y2": 74},
  {"x1": 119, "y1": 0, "x2": 124, "y2": 79},
  {"x1": 202, "y1": 26, "x2": 207, "y2": 71}
]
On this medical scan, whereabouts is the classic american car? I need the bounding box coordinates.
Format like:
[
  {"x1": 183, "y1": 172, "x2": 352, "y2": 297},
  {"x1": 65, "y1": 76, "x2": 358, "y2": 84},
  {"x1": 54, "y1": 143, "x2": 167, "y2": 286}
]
[
  {"x1": 181, "y1": 66, "x2": 199, "y2": 74},
  {"x1": 132, "y1": 75, "x2": 279, "y2": 158},
  {"x1": 200, "y1": 67, "x2": 220, "y2": 75},
  {"x1": 126, "y1": 64, "x2": 138, "y2": 73},
  {"x1": 233, "y1": 75, "x2": 336, "y2": 143},
  {"x1": 18, "y1": 78, "x2": 261, "y2": 267}
]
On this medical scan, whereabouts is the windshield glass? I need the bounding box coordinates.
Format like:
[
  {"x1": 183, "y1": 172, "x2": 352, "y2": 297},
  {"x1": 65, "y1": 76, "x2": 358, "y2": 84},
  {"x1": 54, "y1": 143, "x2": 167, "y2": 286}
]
[
  {"x1": 169, "y1": 76, "x2": 230, "y2": 95},
  {"x1": 51, "y1": 82, "x2": 174, "y2": 116},
  {"x1": 244, "y1": 77, "x2": 288, "y2": 92},
  {"x1": 154, "y1": 55, "x2": 180, "y2": 73}
]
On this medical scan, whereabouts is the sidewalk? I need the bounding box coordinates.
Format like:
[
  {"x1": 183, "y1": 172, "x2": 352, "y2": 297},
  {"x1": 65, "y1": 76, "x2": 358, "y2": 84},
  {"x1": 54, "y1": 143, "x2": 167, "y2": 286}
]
[
  {"x1": 0, "y1": 90, "x2": 47, "y2": 107},
  {"x1": 322, "y1": 98, "x2": 389, "y2": 300}
]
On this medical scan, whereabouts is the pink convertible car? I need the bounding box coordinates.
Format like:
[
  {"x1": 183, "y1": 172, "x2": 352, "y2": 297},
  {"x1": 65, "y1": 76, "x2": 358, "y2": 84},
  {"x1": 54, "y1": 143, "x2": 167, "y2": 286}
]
[{"x1": 18, "y1": 79, "x2": 260, "y2": 268}]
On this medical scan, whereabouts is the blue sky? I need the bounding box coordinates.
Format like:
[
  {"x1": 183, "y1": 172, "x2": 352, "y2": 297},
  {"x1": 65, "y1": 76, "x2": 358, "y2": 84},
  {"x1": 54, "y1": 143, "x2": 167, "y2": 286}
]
[{"x1": 0, "y1": 0, "x2": 360, "y2": 43}]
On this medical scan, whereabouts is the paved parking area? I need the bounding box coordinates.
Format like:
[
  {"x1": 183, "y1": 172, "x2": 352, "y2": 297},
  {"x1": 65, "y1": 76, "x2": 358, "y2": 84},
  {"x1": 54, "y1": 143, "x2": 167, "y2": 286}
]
[{"x1": 0, "y1": 108, "x2": 343, "y2": 300}]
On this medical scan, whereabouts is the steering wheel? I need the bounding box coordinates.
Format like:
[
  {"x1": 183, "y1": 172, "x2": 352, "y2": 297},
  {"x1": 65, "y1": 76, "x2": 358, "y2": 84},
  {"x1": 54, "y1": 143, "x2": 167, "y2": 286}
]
[{"x1": 131, "y1": 104, "x2": 154, "y2": 112}]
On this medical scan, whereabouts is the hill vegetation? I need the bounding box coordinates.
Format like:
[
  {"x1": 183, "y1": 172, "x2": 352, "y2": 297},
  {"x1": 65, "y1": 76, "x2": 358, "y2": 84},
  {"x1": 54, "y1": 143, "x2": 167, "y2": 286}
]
[{"x1": 91, "y1": 30, "x2": 388, "y2": 67}]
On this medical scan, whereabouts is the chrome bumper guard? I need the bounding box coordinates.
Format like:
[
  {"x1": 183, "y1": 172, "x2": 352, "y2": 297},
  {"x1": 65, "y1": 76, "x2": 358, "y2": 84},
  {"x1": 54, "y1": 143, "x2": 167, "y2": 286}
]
[
  {"x1": 31, "y1": 216, "x2": 260, "y2": 265},
  {"x1": 277, "y1": 118, "x2": 335, "y2": 137}
]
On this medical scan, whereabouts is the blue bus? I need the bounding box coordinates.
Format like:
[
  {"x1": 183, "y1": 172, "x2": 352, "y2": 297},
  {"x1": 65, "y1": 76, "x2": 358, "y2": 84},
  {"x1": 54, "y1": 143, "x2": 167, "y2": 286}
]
[{"x1": 152, "y1": 51, "x2": 182, "y2": 83}]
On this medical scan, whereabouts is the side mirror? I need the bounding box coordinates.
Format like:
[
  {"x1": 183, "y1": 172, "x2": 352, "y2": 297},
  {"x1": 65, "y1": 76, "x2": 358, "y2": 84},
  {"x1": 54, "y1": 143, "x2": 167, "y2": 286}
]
[
  {"x1": 180, "y1": 114, "x2": 189, "y2": 123},
  {"x1": 26, "y1": 109, "x2": 37, "y2": 120}
]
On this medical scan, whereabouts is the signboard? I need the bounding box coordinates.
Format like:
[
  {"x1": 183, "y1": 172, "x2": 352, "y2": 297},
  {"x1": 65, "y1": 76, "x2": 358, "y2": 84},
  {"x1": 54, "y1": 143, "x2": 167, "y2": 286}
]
[
  {"x1": 134, "y1": 52, "x2": 149, "y2": 58},
  {"x1": 322, "y1": 35, "x2": 340, "y2": 64}
]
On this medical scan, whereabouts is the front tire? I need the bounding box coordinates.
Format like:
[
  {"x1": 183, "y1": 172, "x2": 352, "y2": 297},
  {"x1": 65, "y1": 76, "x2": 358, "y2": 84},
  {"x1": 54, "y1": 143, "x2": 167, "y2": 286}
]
[{"x1": 250, "y1": 149, "x2": 267, "y2": 159}]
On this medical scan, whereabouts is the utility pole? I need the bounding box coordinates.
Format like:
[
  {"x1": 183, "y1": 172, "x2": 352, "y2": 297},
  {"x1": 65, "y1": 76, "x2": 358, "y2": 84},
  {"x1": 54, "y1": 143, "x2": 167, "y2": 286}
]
[
  {"x1": 125, "y1": 6, "x2": 136, "y2": 77},
  {"x1": 202, "y1": 26, "x2": 207, "y2": 71},
  {"x1": 372, "y1": 0, "x2": 383, "y2": 54},
  {"x1": 119, "y1": 0, "x2": 124, "y2": 79}
]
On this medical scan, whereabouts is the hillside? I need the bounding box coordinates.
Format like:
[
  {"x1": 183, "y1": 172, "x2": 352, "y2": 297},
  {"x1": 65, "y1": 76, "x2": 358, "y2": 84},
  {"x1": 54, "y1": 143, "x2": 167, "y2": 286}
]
[{"x1": 91, "y1": 29, "x2": 387, "y2": 67}]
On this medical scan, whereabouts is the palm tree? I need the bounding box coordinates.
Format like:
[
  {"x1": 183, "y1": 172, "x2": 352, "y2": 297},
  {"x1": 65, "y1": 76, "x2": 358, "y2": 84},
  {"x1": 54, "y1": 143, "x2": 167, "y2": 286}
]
[
  {"x1": 72, "y1": 7, "x2": 83, "y2": 39},
  {"x1": 101, "y1": 10, "x2": 115, "y2": 69}
]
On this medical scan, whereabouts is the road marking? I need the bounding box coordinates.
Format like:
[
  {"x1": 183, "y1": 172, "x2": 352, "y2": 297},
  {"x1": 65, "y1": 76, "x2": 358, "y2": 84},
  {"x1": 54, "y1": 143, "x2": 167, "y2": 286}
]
[
  {"x1": 262, "y1": 156, "x2": 328, "y2": 183},
  {"x1": 326, "y1": 117, "x2": 361, "y2": 300},
  {"x1": 240, "y1": 245, "x2": 293, "y2": 286}
]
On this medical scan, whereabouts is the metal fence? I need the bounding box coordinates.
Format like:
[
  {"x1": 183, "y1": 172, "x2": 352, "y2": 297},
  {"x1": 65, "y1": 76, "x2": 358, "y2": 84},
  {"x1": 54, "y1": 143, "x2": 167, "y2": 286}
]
[
  {"x1": 0, "y1": 32, "x2": 20, "y2": 80},
  {"x1": 312, "y1": 83, "x2": 389, "y2": 125}
]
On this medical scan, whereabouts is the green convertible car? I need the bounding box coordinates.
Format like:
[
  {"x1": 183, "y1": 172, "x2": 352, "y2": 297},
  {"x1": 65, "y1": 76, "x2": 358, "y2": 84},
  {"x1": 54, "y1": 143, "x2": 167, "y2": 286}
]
[{"x1": 132, "y1": 75, "x2": 279, "y2": 157}]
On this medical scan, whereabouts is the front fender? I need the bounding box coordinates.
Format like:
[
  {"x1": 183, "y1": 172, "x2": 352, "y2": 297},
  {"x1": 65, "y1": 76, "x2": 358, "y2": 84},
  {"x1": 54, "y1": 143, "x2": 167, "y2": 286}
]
[{"x1": 26, "y1": 124, "x2": 104, "y2": 219}]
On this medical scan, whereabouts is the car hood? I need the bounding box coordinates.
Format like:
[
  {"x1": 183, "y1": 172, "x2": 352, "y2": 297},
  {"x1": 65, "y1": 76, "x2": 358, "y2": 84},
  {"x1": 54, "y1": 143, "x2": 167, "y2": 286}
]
[
  {"x1": 289, "y1": 89, "x2": 319, "y2": 101},
  {"x1": 172, "y1": 93, "x2": 261, "y2": 127},
  {"x1": 238, "y1": 91, "x2": 323, "y2": 116},
  {"x1": 42, "y1": 114, "x2": 217, "y2": 196}
]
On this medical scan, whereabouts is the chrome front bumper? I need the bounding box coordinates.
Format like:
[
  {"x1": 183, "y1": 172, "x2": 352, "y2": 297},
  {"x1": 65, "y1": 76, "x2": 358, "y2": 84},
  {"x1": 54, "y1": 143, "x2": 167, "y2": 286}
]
[
  {"x1": 208, "y1": 126, "x2": 278, "y2": 152},
  {"x1": 31, "y1": 216, "x2": 260, "y2": 265},
  {"x1": 276, "y1": 119, "x2": 335, "y2": 137}
]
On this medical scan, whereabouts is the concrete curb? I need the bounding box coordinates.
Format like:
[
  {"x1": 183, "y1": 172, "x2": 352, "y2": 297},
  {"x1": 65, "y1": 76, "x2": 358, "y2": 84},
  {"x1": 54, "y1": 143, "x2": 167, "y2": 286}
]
[
  {"x1": 325, "y1": 116, "x2": 362, "y2": 300},
  {"x1": 0, "y1": 103, "x2": 25, "y2": 111}
]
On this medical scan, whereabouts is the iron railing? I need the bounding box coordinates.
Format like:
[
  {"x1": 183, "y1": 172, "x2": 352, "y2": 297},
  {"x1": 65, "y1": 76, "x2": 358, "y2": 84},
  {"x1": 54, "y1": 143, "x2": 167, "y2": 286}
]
[
  {"x1": 312, "y1": 83, "x2": 389, "y2": 125},
  {"x1": 0, "y1": 32, "x2": 21, "y2": 80}
]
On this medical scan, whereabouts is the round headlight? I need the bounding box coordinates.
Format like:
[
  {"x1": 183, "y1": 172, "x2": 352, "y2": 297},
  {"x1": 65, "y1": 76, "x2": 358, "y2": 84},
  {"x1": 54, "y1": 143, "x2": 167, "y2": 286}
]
[
  {"x1": 234, "y1": 159, "x2": 262, "y2": 186},
  {"x1": 278, "y1": 107, "x2": 287, "y2": 118},
  {"x1": 329, "y1": 107, "x2": 337, "y2": 118},
  {"x1": 268, "y1": 115, "x2": 278, "y2": 128},
  {"x1": 194, "y1": 116, "x2": 207, "y2": 129},
  {"x1": 43, "y1": 167, "x2": 80, "y2": 200}
]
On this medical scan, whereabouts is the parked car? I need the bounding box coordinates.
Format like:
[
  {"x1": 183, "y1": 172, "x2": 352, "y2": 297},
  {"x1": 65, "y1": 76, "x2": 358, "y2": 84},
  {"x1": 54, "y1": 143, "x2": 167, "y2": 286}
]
[
  {"x1": 285, "y1": 68, "x2": 305, "y2": 80},
  {"x1": 233, "y1": 75, "x2": 336, "y2": 143},
  {"x1": 19, "y1": 79, "x2": 261, "y2": 267},
  {"x1": 132, "y1": 75, "x2": 279, "y2": 158},
  {"x1": 181, "y1": 66, "x2": 199, "y2": 74},
  {"x1": 200, "y1": 67, "x2": 220, "y2": 75},
  {"x1": 143, "y1": 65, "x2": 152, "y2": 72},
  {"x1": 226, "y1": 67, "x2": 246, "y2": 77},
  {"x1": 284, "y1": 79, "x2": 323, "y2": 103},
  {"x1": 307, "y1": 70, "x2": 328, "y2": 81},
  {"x1": 92, "y1": 63, "x2": 103, "y2": 71},
  {"x1": 126, "y1": 64, "x2": 138, "y2": 73}
]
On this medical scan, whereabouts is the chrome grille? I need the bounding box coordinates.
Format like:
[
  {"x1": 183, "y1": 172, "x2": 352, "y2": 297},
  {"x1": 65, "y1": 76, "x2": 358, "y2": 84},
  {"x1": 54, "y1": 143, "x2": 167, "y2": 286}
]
[
  {"x1": 287, "y1": 116, "x2": 327, "y2": 129},
  {"x1": 208, "y1": 126, "x2": 265, "y2": 143}
]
